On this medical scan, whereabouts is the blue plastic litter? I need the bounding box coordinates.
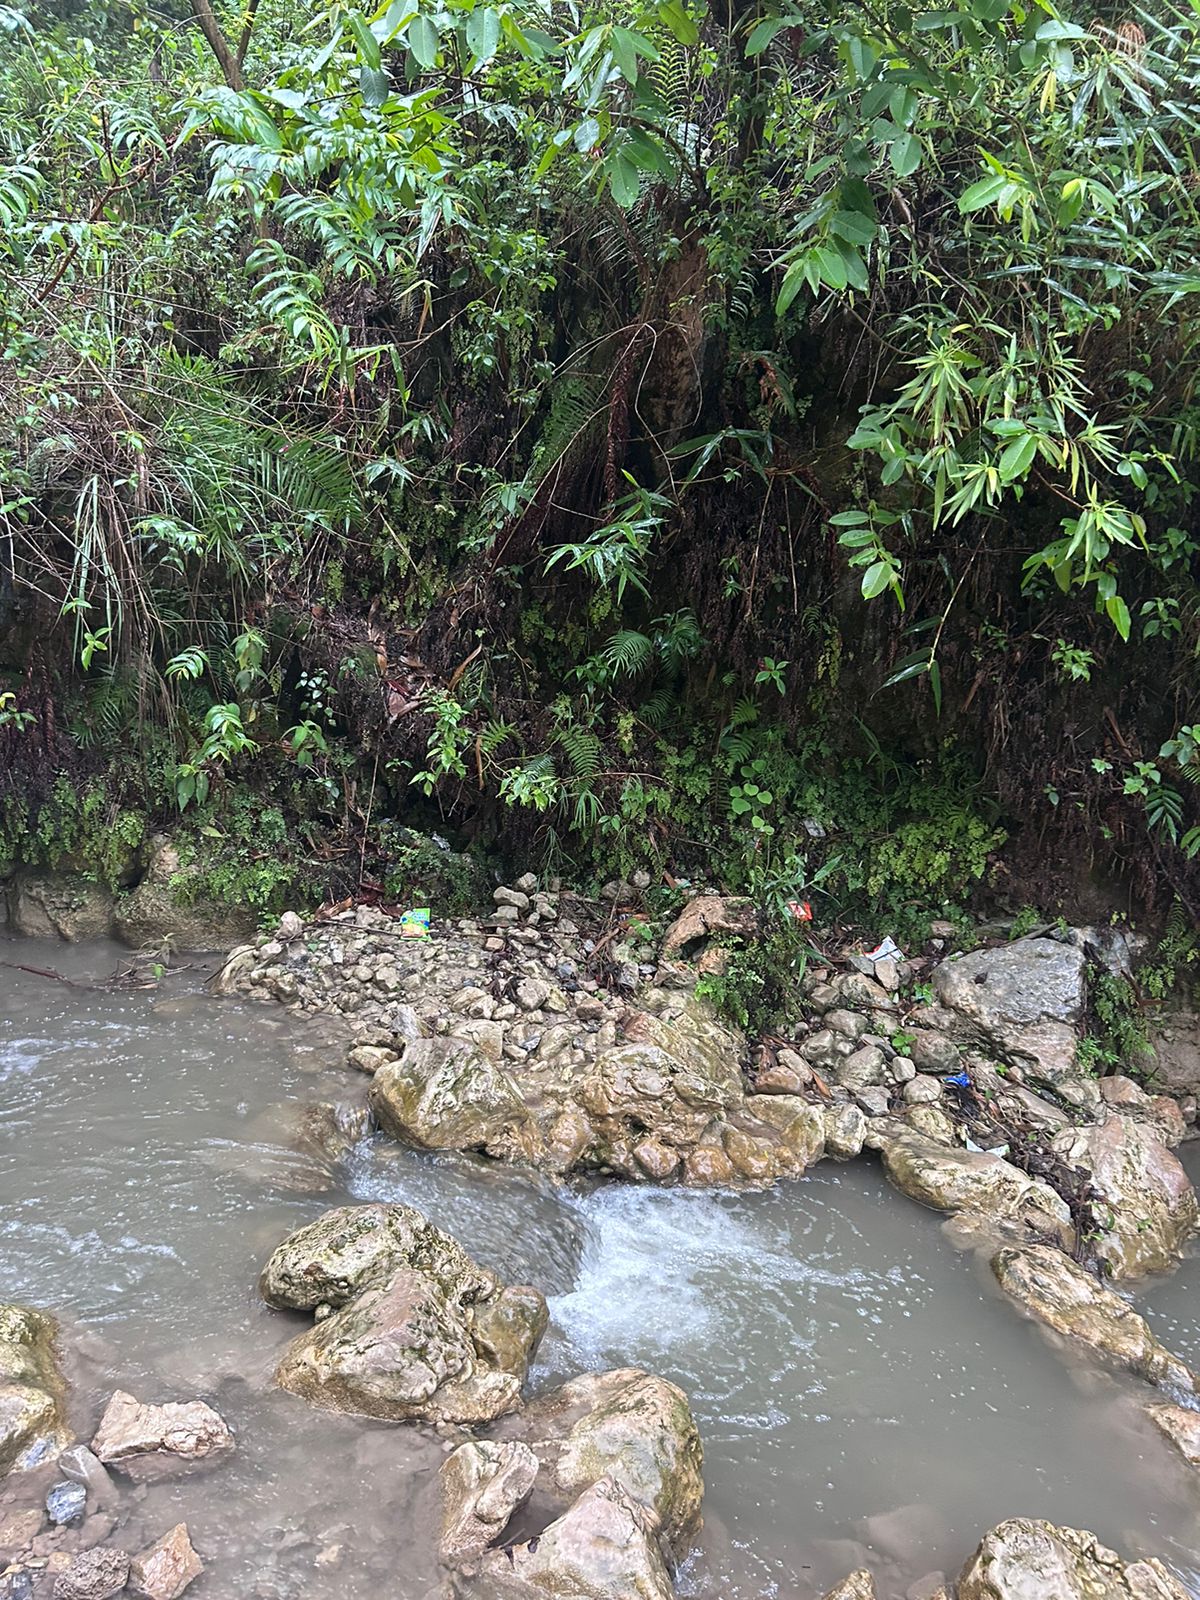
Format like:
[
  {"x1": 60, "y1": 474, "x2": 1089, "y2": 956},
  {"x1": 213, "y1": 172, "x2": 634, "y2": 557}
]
[{"x1": 943, "y1": 1071, "x2": 971, "y2": 1087}]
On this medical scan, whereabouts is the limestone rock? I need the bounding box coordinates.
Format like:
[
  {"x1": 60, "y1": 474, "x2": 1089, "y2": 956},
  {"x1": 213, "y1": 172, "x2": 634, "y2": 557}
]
[
  {"x1": 1051, "y1": 1113, "x2": 1198, "y2": 1278},
  {"x1": 990, "y1": 1245, "x2": 1194, "y2": 1392},
  {"x1": 823, "y1": 1103, "x2": 868, "y2": 1161},
  {"x1": 275, "y1": 1269, "x2": 521, "y2": 1423},
  {"x1": 880, "y1": 1133, "x2": 1071, "y2": 1239},
  {"x1": 660, "y1": 895, "x2": 755, "y2": 960},
  {"x1": 127, "y1": 1524, "x2": 203, "y2": 1600},
  {"x1": 1145, "y1": 1403, "x2": 1200, "y2": 1467},
  {"x1": 268, "y1": 1212, "x2": 547, "y2": 1426},
  {"x1": 369, "y1": 1038, "x2": 538, "y2": 1160},
  {"x1": 1098, "y1": 1076, "x2": 1186, "y2": 1146},
  {"x1": 528, "y1": 1367, "x2": 703, "y2": 1551},
  {"x1": 822, "y1": 1574, "x2": 877, "y2": 1600},
  {"x1": 956, "y1": 1518, "x2": 1191, "y2": 1600},
  {"x1": 52, "y1": 1548, "x2": 131, "y2": 1600},
  {"x1": 7, "y1": 874, "x2": 116, "y2": 942},
  {"x1": 114, "y1": 837, "x2": 258, "y2": 950},
  {"x1": 477, "y1": 1476, "x2": 674, "y2": 1600},
  {"x1": 90, "y1": 1391, "x2": 233, "y2": 1475},
  {"x1": 259, "y1": 1202, "x2": 493, "y2": 1311},
  {"x1": 933, "y1": 938, "x2": 1086, "y2": 1081},
  {"x1": 440, "y1": 1440, "x2": 538, "y2": 1565},
  {"x1": 0, "y1": 1305, "x2": 71, "y2": 1474}
]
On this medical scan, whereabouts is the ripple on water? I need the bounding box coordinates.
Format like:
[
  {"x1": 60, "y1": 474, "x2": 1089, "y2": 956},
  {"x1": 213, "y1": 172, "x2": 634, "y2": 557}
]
[{"x1": 1, "y1": 939, "x2": 1199, "y2": 1600}]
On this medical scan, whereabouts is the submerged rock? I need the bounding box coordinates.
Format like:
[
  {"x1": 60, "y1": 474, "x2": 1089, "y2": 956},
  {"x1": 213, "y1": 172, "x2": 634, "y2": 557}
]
[
  {"x1": 477, "y1": 1476, "x2": 674, "y2": 1600},
  {"x1": 90, "y1": 1391, "x2": 234, "y2": 1475},
  {"x1": 1145, "y1": 1402, "x2": 1200, "y2": 1468},
  {"x1": 52, "y1": 1548, "x2": 130, "y2": 1600},
  {"x1": 932, "y1": 938, "x2": 1085, "y2": 1082},
  {"x1": 0, "y1": 1304, "x2": 71, "y2": 1475},
  {"x1": 956, "y1": 1518, "x2": 1191, "y2": 1599},
  {"x1": 127, "y1": 1523, "x2": 203, "y2": 1600},
  {"x1": 990, "y1": 1244, "x2": 1194, "y2": 1392},
  {"x1": 1051, "y1": 1113, "x2": 1198, "y2": 1278},
  {"x1": 525, "y1": 1367, "x2": 704, "y2": 1552},
  {"x1": 879, "y1": 1132, "x2": 1071, "y2": 1242},
  {"x1": 440, "y1": 1440, "x2": 539, "y2": 1566},
  {"x1": 267, "y1": 1204, "x2": 546, "y2": 1424},
  {"x1": 45, "y1": 1480, "x2": 86, "y2": 1525},
  {"x1": 821, "y1": 1575, "x2": 877, "y2": 1600}
]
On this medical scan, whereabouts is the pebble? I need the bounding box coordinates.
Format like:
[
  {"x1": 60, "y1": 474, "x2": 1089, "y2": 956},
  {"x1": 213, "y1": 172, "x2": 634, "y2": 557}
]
[{"x1": 44, "y1": 1484, "x2": 86, "y2": 1527}]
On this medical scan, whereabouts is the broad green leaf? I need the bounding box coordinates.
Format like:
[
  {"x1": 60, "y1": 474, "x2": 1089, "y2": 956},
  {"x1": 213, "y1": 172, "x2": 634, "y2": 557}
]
[
  {"x1": 574, "y1": 116, "x2": 601, "y2": 153},
  {"x1": 465, "y1": 6, "x2": 501, "y2": 61},
  {"x1": 348, "y1": 10, "x2": 381, "y2": 69},
  {"x1": 1106, "y1": 594, "x2": 1132, "y2": 640},
  {"x1": 998, "y1": 431, "x2": 1037, "y2": 482},
  {"x1": 816, "y1": 246, "x2": 848, "y2": 289},
  {"x1": 830, "y1": 210, "x2": 876, "y2": 245},
  {"x1": 746, "y1": 14, "x2": 788, "y2": 53},
  {"x1": 658, "y1": 0, "x2": 700, "y2": 45},
  {"x1": 608, "y1": 152, "x2": 640, "y2": 207},
  {"x1": 861, "y1": 559, "x2": 895, "y2": 598},
  {"x1": 407, "y1": 12, "x2": 439, "y2": 67},
  {"x1": 359, "y1": 64, "x2": 390, "y2": 104},
  {"x1": 958, "y1": 172, "x2": 1008, "y2": 212},
  {"x1": 890, "y1": 131, "x2": 922, "y2": 177}
]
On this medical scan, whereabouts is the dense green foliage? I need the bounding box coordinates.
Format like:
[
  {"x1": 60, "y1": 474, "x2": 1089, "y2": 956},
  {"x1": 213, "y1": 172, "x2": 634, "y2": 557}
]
[{"x1": 2, "y1": 0, "x2": 1200, "y2": 924}]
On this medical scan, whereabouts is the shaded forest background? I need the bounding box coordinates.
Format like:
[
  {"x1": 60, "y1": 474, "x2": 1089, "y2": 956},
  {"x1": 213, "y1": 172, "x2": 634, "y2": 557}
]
[{"x1": 2, "y1": 0, "x2": 1200, "y2": 941}]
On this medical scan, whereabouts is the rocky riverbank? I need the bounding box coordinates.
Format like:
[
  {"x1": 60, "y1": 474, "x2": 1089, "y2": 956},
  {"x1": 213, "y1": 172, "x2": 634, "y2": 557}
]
[{"x1": 4, "y1": 882, "x2": 1200, "y2": 1599}]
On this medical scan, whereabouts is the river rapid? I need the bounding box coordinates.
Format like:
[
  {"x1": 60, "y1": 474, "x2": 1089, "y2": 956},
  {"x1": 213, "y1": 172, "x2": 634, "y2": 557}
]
[{"x1": 2, "y1": 936, "x2": 1198, "y2": 1599}]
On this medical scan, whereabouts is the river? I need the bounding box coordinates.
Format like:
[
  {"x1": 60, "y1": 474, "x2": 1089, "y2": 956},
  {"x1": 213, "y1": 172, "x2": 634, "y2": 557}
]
[{"x1": 2, "y1": 937, "x2": 1198, "y2": 1599}]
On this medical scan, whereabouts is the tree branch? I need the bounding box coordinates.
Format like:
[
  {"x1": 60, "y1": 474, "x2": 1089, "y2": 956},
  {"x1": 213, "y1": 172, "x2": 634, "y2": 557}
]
[{"x1": 190, "y1": 0, "x2": 244, "y2": 90}]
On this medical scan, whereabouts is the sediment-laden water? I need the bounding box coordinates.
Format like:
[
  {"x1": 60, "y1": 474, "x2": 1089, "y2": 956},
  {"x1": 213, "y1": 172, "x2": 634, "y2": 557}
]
[{"x1": 2, "y1": 937, "x2": 1198, "y2": 1599}]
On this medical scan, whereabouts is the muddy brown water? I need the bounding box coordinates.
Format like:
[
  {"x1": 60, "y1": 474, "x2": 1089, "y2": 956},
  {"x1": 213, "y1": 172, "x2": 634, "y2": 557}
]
[{"x1": 1, "y1": 936, "x2": 1199, "y2": 1600}]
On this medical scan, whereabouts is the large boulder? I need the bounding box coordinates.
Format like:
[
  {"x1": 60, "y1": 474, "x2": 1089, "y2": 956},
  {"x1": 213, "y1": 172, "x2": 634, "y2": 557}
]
[
  {"x1": 1051, "y1": 1113, "x2": 1198, "y2": 1278},
  {"x1": 258, "y1": 1202, "x2": 493, "y2": 1310},
  {"x1": 440, "y1": 1440, "x2": 539, "y2": 1566},
  {"x1": 957, "y1": 1518, "x2": 1191, "y2": 1599},
  {"x1": 524, "y1": 1368, "x2": 704, "y2": 1553},
  {"x1": 6, "y1": 873, "x2": 115, "y2": 942},
  {"x1": 990, "y1": 1244, "x2": 1194, "y2": 1392},
  {"x1": 932, "y1": 938, "x2": 1086, "y2": 1082},
  {"x1": 266, "y1": 1205, "x2": 547, "y2": 1424},
  {"x1": 369, "y1": 1039, "x2": 539, "y2": 1162},
  {"x1": 0, "y1": 1304, "x2": 71, "y2": 1474},
  {"x1": 113, "y1": 837, "x2": 258, "y2": 951},
  {"x1": 879, "y1": 1132, "x2": 1071, "y2": 1241},
  {"x1": 476, "y1": 1476, "x2": 674, "y2": 1600},
  {"x1": 90, "y1": 1391, "x2": 233, "y2": 1477}
]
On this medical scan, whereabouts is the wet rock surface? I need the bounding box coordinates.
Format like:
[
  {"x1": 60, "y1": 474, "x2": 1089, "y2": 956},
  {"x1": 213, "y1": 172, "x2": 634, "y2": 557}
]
[
  {"x1": 879, "y1": 1132, "x2": 1071, "y2": 1242},
  {"x1": 0, "y1": 1307, "x2": 71, "y2": 1476},
  {"x1": 956, "y1": 1518, "x2": 1192, "y2": 1600},
  {"x1": 439, "y1": 1441, "x2": 539, "y2": 1566},
  {"x1": 821, "y1": 1574, "x2": 877, "y2": 1600},
  {"x1": 265, "y1": 1204, "x2": 547, "y2": 1423},
  {"x1": 90, "y1": 1394, "x2": 233, "y2": 1478},
  {"x1": 126, "y1": 1522, "x2": 203, "y2": 1600},
  {"x1": 989, "y1": 1245, "x2": 1194, "y2": 1392}
]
